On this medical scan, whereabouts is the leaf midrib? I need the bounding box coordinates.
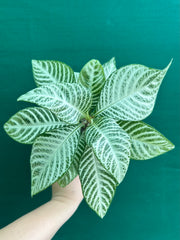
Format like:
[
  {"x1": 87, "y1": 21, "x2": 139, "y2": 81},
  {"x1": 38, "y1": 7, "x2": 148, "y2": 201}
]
[
  {"x1": 38, "y1": 124, "x2": 82, "y2": 182},
  {"x1": 91, "y1": 147, "x2": 104, "y2": 215},
  {"x1": 9, "y1": 122, "x2": 64, "y2": 128},
  {"x1": 20, "y1": 90, "x2": 87, "y2": 119},
  {"x1": 91, "y1": 122, "x2": 119, "y2": 166}
]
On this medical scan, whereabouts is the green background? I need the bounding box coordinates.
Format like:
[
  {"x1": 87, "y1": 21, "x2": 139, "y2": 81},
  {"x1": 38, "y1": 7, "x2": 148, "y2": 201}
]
[{"x1": 0, "y1": 0, "x2": 179, "y2": 239}]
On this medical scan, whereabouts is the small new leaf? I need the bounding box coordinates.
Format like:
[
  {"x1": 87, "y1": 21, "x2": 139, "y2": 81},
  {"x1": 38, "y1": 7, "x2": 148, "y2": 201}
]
[
  {"x1": 79, "y1": 59, "x2": 106, "y2": 110},
  {"x1": 102, "y1": 57, "x2": 117, "y2": 79},
  {"x1": 74, "y1": 72, "x2": 80, "y2": 82},
  {"x1": 118, "y1": 121, "x2": 175, "y2": 160}
]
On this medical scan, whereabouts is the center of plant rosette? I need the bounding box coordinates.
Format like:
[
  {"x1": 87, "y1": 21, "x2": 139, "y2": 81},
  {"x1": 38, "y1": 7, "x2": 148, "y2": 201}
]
[{"x1": 80, "y1": 115, "x2": 93, "y2": 132}]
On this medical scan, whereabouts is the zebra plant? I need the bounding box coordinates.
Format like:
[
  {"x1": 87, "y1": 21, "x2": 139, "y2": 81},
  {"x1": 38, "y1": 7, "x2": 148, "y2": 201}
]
[{"x1": 4, "y1": 57, "x2": 175, "y2": 218}]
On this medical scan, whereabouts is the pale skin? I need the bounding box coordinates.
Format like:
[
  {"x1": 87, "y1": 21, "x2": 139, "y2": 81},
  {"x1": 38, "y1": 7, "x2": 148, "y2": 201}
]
[{"x1": 0, "y1": 176, "x2": 83, "y2": 240}]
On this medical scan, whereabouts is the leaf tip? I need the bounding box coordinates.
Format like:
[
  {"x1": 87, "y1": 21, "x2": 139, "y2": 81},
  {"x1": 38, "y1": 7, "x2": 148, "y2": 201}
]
[
  {"x1": 31, "y1": 188, "x2": 36, "y2": 197},
  {"x1": 169, "y1": 142, "x2": 175, "y2": 150},
  {"x1": 112, "y1": 56, "x2": 116, "y2": 63},
  {"x1": 17, "y1": 95, "x2": 23, "y2": 102},
  {"x1": 164, "y1": 58, "x2": 173, "y2": 71},
  {"x1": 90, "y1": 59, "x2": 101, "y2": 65},
  {"x1": 97, "y1": 208, "x2": 109, "y2": 218},
  {"x1": 99, "y1": 213, "x2": 105, "y2": 219},
  {"x1": 31, "y1": 59, "x2": 38, "y2": 65},
  {"x1": 165, "y1": 138, "x2": 175, "y2": 152},
  {"x1": 3, "y1": 122, "x2": 9, "y2": 133}
]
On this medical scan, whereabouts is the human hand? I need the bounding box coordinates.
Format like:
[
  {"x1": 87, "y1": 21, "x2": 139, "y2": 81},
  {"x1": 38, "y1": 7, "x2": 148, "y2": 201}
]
[
  {"x1": 52, "y1": 176, "x2": 83, "y2": 207},
  {"x1": 0, "y1": 176, "x2": 83, "y2": 240}
]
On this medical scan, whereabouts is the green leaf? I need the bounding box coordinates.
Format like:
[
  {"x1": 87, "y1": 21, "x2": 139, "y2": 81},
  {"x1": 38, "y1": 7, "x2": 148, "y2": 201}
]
[
  {"x1": 32, "y1": 60, "x2": 76, "y2": 86},
  {"x1": 58, "y1": 134, "x2": 86, "y2": 187},
  {"x1": 118, "y1": 121, "x2": 175, "y2": 160},
  {"x1": 79, "y1": 59, "x2": 106, "y2": 109},
  {"x1": 95, "y1": 60, "x2": 172, "y2": 121},
  {"x1": 17, "y1": 83, "x2": 92, "y2": 124},
  {"x1": 102, "y1": 57, "x2": 117, "y2": 80},
  {"x1": 74, "y1": 72, "x2": 79, "y2": 82},
  {"x1": 31, "y1": 124, "x2": 81, "y2": 196},
  {"x1": 85, "y1": 117, "x2": 131, "y2": 184},
  {"x1": 79, "y1": 146, "x2": 117, "y2": 218},
  {"x1": 3, "y1": 107, "x2": 65, "y2": 144}
]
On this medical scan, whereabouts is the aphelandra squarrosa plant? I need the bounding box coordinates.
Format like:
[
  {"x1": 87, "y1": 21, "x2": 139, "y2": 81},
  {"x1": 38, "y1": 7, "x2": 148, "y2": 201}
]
[{"x1": 4, "y1": 57, "x2": 175, "y2": 218}]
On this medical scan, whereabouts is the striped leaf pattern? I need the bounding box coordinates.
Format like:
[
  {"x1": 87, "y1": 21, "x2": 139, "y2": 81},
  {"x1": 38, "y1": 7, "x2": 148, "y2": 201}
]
[
  {"x1": 118, "y1": 121, "x2": 175, "y2": 160},
  {"x1": 102, "y1": 57, "x2": 117, "y2": 80},
  {"x1": 58, "y1": 134, "x2": 86, "y2": 187},
  {"x1": 32, "y1": 60, "x2": 75, "y2": 86},
  {"x1": 74, "y1": 72, "x2": 79, "y2": 82},
  {"x1": 79, "y1": 59, "x2": 105, "y2": 109},
  {"x1": 85, "y1": 117, "x2": 131, "y2": 184},
  {"x1": 3, "y1": 107, "x2": 65, "y2": 144},
  {"x1": 79, "y1": 146, "x2": 117, "y2": 218},
  {"x1": 3, "y1": 57, "x2": 175, "y2": 218},
  {"x1": 95, "y1": 60, "x2": 172, "y2": 121},
  {"x1": 31, "y1": 125, "x2": 81, "y2": 196},
  {"x1": 18, "y1": 83, "x2": 91, "y2": 124}
]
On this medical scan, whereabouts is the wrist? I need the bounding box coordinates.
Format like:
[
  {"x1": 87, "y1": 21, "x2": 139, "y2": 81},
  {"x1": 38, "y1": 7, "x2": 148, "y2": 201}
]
[
  {"x1": 49, "y1": 198, "x2": 81, "y2": 224},
  {"x1": 51, "y1": 195, "x2": 82, "y2": 209}
]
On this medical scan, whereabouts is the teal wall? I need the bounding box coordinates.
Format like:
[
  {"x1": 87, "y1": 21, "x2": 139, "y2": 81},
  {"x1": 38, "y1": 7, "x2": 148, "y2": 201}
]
[{"x1": 0, "y1": 0, "x2": 179, "y2": 239}]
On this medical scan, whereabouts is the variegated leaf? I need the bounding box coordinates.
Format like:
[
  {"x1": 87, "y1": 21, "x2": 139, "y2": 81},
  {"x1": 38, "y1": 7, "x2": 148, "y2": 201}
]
[
  {"x1": 31, "y1": 125, "x2": 81, "y2": 196},
  {"x1": 58, "y1": 134, "x2": 86, "y2": 187},
  {"x1": 74, "y1": 72, "x2": 79, "y2": 82},
  {"x1": 85, "y1": 117, "x2": 131, "y2": 184},
  {"x1": 17, "y1": 83, "x2": 91, "y2": 124},
  {"x1": 79, "y1": 146, "x2": 117, "y2": 218},
  {"x1": 32, "y1": 60, "x2": 75, "y2": 86},
  {"x1": 79, "y1": 59, "x2": 105, "y2": 109},
  {"x1": 102, "y1": 57, "x2": 117, "y2": 80},
  {"x1": 118, "y1": 121, "x2": 175, "y2": 160},
  {"x1": 3, "y1": 107, "x2": 65, "y2": 144},
  {"x1": 95, "y1": 60, "x2": 172, "y2": 121}
]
